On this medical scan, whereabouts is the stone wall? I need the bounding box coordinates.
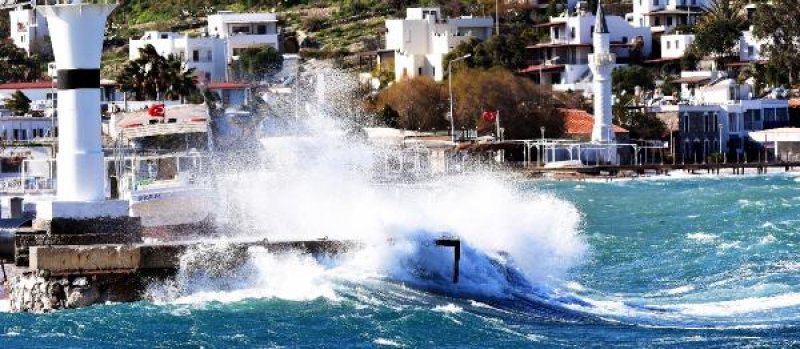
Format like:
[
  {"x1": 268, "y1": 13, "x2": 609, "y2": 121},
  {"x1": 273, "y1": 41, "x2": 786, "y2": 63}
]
[{"x1": 7, "y1": 271, "x2": 99, "y2": 313}]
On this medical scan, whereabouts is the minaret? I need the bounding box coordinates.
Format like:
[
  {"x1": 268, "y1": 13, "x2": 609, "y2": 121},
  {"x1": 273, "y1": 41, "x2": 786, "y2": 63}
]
[
  {"x1": 36, "y1": 1, "x2": 129, "y2": 219},
  {"x1": 589, "y1": 2, "x2": 616, "y2": 146}
]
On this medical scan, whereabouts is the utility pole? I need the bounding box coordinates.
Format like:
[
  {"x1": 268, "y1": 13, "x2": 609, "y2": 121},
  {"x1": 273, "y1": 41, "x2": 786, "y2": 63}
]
[{"x1": 495, "y1": 0, "x2": 500, "y2": 35}]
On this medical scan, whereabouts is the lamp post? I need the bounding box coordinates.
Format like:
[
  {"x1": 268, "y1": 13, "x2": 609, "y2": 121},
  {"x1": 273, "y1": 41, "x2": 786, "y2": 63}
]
[
  {"x1": 449, "y1": 54, "x2": 471, "y2": 143},
  {"x1": 718, "y1": 122, "x2": 724, "y2": 164},
  {"x1": 540, "y1": 126, "x2": 546, "y2": 166}
]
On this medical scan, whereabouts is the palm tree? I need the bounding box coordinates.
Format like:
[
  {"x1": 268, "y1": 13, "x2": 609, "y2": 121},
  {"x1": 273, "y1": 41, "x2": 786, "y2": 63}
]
[{"x1": 117, "y1": 45, "x2": 198, "y2": 101}]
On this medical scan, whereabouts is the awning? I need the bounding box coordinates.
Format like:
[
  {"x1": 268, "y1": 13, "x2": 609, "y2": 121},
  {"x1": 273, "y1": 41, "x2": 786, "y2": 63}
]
[
  {"x1": 526, "y1": 43, "x2": 591, "y2": 49},
  {"x1": 644, "y1": 57, "x2": 682, "y2": 65},
  {"x1": 672, "y1": 76, "x2": 711, "y2": 85},
  {"x1": 519, "y1": 64, "x2": 566, "y2": 74}
]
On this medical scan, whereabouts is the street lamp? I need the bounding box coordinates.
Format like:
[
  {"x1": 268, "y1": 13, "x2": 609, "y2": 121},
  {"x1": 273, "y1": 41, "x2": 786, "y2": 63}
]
[
  {"x1": 449, "y1": 54, "x2": 471, "y2": 143},
  {"x1": 540, "y1": 126, "x2": 546, "y2": 166},
  {"x1": 719, "y1": 121, "x2": 725, "y2": 164}
]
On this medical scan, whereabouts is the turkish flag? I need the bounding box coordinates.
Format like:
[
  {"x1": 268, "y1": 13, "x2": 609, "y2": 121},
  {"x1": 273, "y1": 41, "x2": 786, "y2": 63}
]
[
  {"x1": 148, "y1": 104, "x2": 166, "y2": 117},
  {"x1": 482, "y1": 110, "x2": 498, "y2": 123}
]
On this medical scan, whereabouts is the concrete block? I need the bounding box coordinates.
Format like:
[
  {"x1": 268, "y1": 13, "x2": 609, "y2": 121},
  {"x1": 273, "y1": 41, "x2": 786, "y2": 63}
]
[
  {"x1": 35, "y1": 200, "x2": 130, "y2": 220},
  {"x1": 33, "y1": 216, "x2": 143, "y2": 237},
  {"x1": 30, "y1": 245, "x2": 141, "y2": 273}
]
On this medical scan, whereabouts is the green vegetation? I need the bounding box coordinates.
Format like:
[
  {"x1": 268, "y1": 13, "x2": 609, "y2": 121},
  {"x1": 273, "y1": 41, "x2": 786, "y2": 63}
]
[
  {"x1": 752, "y1": 0, "x2": 800, "y2": 85},
  {"x1": 6, "y1": 90, "x2": 31, "y2": 115},
  {"x1": 0, "y1": 40, "x2": 44, "y2": 83},
  {"x1": 235, "y1": 45, "x2": 284, "y2": 81},
  {"x1": 691, "y1": 0, "x2": 746, "y2": 66}
]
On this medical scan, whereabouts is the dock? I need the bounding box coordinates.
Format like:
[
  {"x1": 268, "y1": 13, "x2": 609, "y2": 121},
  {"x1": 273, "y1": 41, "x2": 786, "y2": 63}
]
[{"x1": 525, "y1": 161, "x2": 800, "y2": 178}]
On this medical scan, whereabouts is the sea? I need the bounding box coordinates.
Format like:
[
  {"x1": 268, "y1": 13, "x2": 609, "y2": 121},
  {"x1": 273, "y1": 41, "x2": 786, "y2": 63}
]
[{"x1": 2, "y1": 72, "x2": 800, "y2": 347}]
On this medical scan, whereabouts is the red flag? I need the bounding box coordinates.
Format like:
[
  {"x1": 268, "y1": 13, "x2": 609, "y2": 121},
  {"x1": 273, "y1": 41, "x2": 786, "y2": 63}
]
[
  {"x1": 148, "y1": 104, "x2": 165, "y2": 117},
  {"x1": 482, "y1": 110, "x2": 498, "y2": 123}
]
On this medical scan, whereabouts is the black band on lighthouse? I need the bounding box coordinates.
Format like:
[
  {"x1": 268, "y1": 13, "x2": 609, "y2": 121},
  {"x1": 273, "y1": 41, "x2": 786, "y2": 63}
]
[{"x1": 57, "y1": 69, "x2": 101, "y2": 90}]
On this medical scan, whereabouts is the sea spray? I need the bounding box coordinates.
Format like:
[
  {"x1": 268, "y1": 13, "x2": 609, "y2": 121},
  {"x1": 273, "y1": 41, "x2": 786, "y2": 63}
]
[{"x1": 157, "y1": 67, "x2": 588, "y2": 304}]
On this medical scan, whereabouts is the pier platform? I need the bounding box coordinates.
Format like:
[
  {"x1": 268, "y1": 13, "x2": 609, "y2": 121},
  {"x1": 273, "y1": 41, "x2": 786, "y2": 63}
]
[{"x1": 525, "y1": 161, "x2": 800, "y2": 179}]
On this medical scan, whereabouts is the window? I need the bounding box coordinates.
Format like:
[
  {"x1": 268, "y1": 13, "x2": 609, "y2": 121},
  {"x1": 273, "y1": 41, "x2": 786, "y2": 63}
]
[
  {"x1": 192, "y1": 49, "x2": 199, "y2": 62},
  {"x1": 256, "y1": 25, "x2": 267, "y2": 35},
  {"x1": 231, "y1": 25, "x2": 250, "y2": 34},
  {"x1": 418, "y1": 67, "x2": 422, "y2": 75},
  {"x1": 161, "y1": 33, "x2": 168, "y2": 39},
  {"x1": 206, "y1": 50, "x2": 212, "y2": 62},
  {"x1": 655, "y1": 17, "x2": 661, "y2": 26},
  {"x1": 653, "y1": 0, "x2": 659, "y2": 5},
  {"x1": 667, "y1": 41, "x2": 671, "y2": 49},
  {"x1": 729, "y1": 113, "x2": 738, "y2": 132},
  {"x1": 747, "y1": 46, "x2": 754, "y2": 57},
  {"x1": 571, "y1": 27, "x2": 575, "y2": 39},
  {"x1": 667, "y1": 16, "x2": 673, "y2": 26}
]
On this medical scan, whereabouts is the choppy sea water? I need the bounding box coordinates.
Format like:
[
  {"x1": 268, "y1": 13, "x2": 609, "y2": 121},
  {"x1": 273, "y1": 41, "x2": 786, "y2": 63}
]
[{"x1": 3, "y1": 173, "x2": 800, "y2": 348}]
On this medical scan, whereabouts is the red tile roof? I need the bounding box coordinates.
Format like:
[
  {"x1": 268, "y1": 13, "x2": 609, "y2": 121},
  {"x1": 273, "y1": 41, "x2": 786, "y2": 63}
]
[
  {"x1": 0, "y1": 79, "x2": 118, "y2": 90},
  {"x1": 206, "y1": 81, "x2": 252, "y2": 90},
  {"x1": 561, "y1": 108, "x2": 628, "y2": 135},
  {"x1": 789, "y1": 99, "x2": 800, "y2": 108},
  {"x1": 0, "y1": 80, "x2": 55, "y2": 90},
  {"x1": 519, "y1": 64, "x2": 566, "y2": 74}
]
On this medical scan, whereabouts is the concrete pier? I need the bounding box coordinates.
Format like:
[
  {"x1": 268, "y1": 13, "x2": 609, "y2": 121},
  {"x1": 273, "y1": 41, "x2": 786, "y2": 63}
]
[{"x1": 5, "y1": 239, "x2": 361, "y2": 312}]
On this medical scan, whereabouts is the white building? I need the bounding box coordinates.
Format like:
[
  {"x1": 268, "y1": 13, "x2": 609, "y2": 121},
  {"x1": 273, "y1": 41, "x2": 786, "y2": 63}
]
[
  {"x1": 627, "y1": 0, "x2": 709, "y2": 33},
  {"x1": 129, "y1": 31, "x2": 227, "y2": 83},
  {"x1": 524, "y1": 7, "x2": 652, "y2": 93},
  {"x1": 207, "y1": 11, "x2": 281, "y2": 63},
  {"x1": 660, "y1": 33, "x2": 694, "y2": 59},
  {"x1": 649, "y1": 73, "x2": 789, "y2": 161},
  {"x1": 738, "y1": 29, "x2": 767, "y2": 64},
  {"x1": 383, "y1": 8, "x2": 494, "y2": 81},
  {"x1": 9, "y1": 4, "x2": 50, "y2": 56}
]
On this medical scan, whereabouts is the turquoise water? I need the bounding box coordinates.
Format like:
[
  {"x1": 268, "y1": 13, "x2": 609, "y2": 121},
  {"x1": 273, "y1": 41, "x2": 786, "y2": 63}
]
[{"x1": 3, "y1": 174, "x2": 800, "y2": 347}]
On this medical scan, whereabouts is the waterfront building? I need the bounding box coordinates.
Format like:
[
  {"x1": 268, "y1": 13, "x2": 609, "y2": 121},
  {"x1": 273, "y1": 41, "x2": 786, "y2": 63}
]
[
  {"x1": 382, "y1": 7, "x2": 494, "y2": 82},
  {"x1": 129, "y1": 31, "x2": 227, "y2": 83},
  {"x1": 522, "y1": 5, "x2": 651, "y2": 94},
  {"x1": 8, "y1": 2, "x2": 50, "y2": 56},
  {"x1": 649, "y1": 73, "x2": 790, "y2": 162}
]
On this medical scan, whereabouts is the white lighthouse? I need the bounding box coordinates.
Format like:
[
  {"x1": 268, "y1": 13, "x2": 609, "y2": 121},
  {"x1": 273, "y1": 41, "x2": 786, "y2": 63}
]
[
  {"x1": 36, "y1": 1, "x2": 129, "y2": 219},
  {"x1": 588, "y1": 2, "x2": 618, "y2": 164}
]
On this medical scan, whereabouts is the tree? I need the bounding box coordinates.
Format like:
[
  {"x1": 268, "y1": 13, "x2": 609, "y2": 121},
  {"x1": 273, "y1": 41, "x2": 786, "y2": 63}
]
[
  {"x1": 450, "y1": 68, "x2": 564, "y2": 139},
  {"x1": 443, "y1": 34, "x2": 528, "y2": 74},
  {"x1": 5, "y1": 90, "x2": 31, "y2": 115},
  {"x1": 374, "y1": 76, "x2": 448, "y2": 130},
  {"x1": 236, "y1": 45, "x2": 283, "y2": 81},
  {"x1": 692, "y1": 0, "x2": 745, "y2": 66},
  {"x1": 752, "y1": 0, "x2": 800, "y2": 85},
  {"x1": 612, "y1": 66, "x2": 655, "y2": 95},
  {"x1": 117, "y1": 44, "x2": 198, "y2": 101},
  {"x1": 0, "y1": 40, "x2": 43, "y2": 83},
  {"x1": 379, "y1": 105, "x2": 400, "y2": 128},
  {"x1": 613, "y1": 94, "x2": 666, "y2": 140}
]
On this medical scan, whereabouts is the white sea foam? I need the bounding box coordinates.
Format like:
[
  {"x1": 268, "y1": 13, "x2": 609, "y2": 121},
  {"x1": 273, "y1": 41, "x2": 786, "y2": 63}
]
[
  {"x1": 686, "y1": 232, "x2": 718, "y2": 243},
  {"x1": 433, "y1": 303, "x2": 463, "y2": 314},
  {"x1": 373, "y1": 338, "x2": 404, "y2": 347},
  {"x1": 673, "y1": 293, "x2": 800, "y2": 317}
]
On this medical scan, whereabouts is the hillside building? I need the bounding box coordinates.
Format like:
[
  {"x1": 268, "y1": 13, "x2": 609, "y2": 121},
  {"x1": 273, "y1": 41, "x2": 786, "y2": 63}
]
[
  {"x1": 8, "y1": 3, "x2": 51, "y2": 56},
  {"x1": 523, "y1": 7, "x2": 652, "y2": 94},
  {"x1": 382, "y1": 7, "x2": 494, "y2": 82}
]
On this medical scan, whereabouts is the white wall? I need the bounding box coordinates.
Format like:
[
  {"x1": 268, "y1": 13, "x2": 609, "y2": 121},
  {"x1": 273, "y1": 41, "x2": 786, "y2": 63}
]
[
  {"x1": 9, "y1": 7, "x2": 50, "y2": 56},
  {"x1": 661, "y1": 34, "x2": 694, "y2": 58},
  {"x1": 130, "y1": 31, "x2": 227, "y2": 82},
  {"x1": 385, "y1": 8, "x2": 494, "y2": 82},
  {"x1": 208, "y1": 12, "x2": 281, "y2": 62},
  {"x1": 739, "y1": 29, "x2": 767, "y2": 62}
]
